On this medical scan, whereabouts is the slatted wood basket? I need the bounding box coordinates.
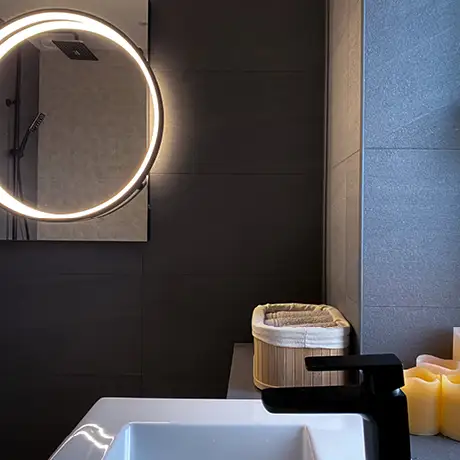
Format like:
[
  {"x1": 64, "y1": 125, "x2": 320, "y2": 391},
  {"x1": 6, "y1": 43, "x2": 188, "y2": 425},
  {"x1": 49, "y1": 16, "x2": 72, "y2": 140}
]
[{"x1": 252, "y1": 303, "x2": 350, "y2": 389}]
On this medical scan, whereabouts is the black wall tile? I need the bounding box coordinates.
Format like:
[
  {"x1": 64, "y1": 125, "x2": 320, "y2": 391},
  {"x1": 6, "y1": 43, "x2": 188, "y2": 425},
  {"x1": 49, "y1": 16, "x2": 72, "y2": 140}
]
[
  {"x1": 150, "y1": 71, "x2": 196, "y2": 174},
  {"x1": 146, "y1": 174, "x2": 323, "y2": 276},
  {"x1": 0, "y1": 275, "x2": 142, "y2": 375},
  {"x1": 0, "y1": 241, "x2": 143, "y2": 275},
  {"x1": 150, "y1": 0, "x2": 326, "y2": 71},
  {"x1": 142, "y1": 274, "x2": 320, "y2": 397},
  {"x1": 0, "y1": 375, "x2": 140, "y2": 459},
  {"x1": 189, "y1": 72, "x2": 324, "y2": 175}
]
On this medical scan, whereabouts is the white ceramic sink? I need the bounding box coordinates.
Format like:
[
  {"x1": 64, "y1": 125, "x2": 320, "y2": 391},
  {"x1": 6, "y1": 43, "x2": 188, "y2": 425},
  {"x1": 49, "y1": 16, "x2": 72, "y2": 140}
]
[
  {"x1": 49, "y1": 398, "x2": 367, "y2": 460},
  {"x1": 109, "y1": 424, "x2": 311, "y2": 460}
]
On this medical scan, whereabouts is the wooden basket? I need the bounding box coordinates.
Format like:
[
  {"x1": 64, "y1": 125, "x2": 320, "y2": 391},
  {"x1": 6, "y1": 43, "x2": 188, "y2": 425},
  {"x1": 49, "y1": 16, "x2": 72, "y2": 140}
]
[{"x1": 252, "y1": 304, "x2": 350, "y2": 389}]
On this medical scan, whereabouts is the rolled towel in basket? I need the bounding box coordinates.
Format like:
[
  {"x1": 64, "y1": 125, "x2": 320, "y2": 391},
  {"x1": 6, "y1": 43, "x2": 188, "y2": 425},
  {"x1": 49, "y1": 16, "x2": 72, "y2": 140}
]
[
  {"x1": 265, "y1": 310, "x2": 335, "y2": 327},
  {"x1": 253, "y1": 303, "x2": 350, "y2": 349}
]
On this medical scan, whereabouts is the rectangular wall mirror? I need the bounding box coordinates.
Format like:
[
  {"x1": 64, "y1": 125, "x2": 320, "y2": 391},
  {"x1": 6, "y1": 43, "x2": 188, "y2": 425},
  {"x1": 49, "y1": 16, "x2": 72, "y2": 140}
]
[{"x1": 0, "y1": 0, "x2": 150, "y2": 241}]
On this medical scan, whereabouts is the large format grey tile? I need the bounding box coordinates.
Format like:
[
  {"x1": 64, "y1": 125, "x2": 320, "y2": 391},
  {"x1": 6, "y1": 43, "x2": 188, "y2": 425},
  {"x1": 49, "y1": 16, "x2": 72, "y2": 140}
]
[
  {"x1": 329, "y1": 0, "x2": 349, "y2": 56},
  {"x1": 328, "y1": 0, "x2": 362, "y2": 166},
  {"x1": 146, "y1": 174, "x2": 323, "y2": 276},
  {"x1": 149, "y1": 0, "x2": 325, "y2": 71},
  {"x1": 364, "y1": 1, "x2": 460, "y2": 149},
  {"x1": 346, "y1": 151, "x2": 360, "y2": 304},
  {"x1": 362, "y1": 306, "x2": 460, "y2": 367},
  {"x1": 156, "y1": 70, "x2": 324, "y2": 174},
  {"x1": 142, "y1": 274, "x2": 321, "y2": 397},
  {"x1": 329, "y1": 33, "x2": 350, "y2": 166},
  {"x1": 0, "y1": 275, "x2": 142, "y2": 375},
  {"x1": 327, "y1": 151, "x2": 361, "y2": 336},
  {"x1": 363, "y1": 149, "x2": 460, "y2": 307},
  {"x1": 347, "y1": 0, "x2": 362, "y2": 155},
  {"x1": 327, "y1": 158, "x2": 347, "y2": 307},
  {"x1": 365, "y1": 0, "x2": 457, "y2": 67}
]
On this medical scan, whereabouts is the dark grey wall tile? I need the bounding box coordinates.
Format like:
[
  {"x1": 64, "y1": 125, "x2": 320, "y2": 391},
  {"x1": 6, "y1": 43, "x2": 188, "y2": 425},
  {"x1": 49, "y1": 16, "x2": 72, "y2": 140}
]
[
  {"x1": 187, "y1": 71, "x2": 324, "y2": 174},
  {"x1": 142, "y1": 274, "x2": 320, "y2": 397},
  {"x1": 151, "y1": 70, "x2": 324, "y2": 175},
  {"x1": 364, "y1": 1, "x2": 460, "y2": 149},
  {"x1": 2, "y1": 375, "x2": 141, "y2": 425},
  {"x1": 146, "y1": 174, "x2": 323, "y2": 276},
  {"x1": 362, "y1": 306, "x2": 460, "y2": 367},
  {"x1": 0, "y1": 242, "x2": 143, "y2": 275},
  {"x1": 363, "y1": 149, "x2": 460, "y2": 307},
  {"x1": 0, "y1": 375, "x2": 140, "y2": 459},
  {"x1": 150, "y1": 71, "x2": 195, "y2": 174},
  {"x1": 152, "y1": 70, "x2": 324, "y2": 175},
  {"x1": 150, "y1": 0, "x2": 325, "y2": 71},
  {"x1": 0, "y1": 275, "x2": 142, "y2": 375}
]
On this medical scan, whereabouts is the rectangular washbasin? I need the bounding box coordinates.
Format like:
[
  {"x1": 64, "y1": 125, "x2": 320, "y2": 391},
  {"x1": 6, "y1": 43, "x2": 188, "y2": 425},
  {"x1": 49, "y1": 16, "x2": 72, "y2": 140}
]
[{"x1": 107, "y1": 424, "x2": 312, "y2": 460}]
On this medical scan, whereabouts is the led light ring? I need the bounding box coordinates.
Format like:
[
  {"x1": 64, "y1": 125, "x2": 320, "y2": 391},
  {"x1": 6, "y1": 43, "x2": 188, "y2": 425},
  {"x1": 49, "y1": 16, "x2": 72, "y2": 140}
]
[{"x1": 0, "y1": 10, "x2": 164, "y2": 222}]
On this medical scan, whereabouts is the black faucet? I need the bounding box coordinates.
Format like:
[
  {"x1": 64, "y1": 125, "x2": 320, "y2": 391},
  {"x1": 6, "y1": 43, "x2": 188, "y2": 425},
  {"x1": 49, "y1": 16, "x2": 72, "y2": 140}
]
[{"x1": 261, "y1": 353, "x2": 411, "y2": 460}]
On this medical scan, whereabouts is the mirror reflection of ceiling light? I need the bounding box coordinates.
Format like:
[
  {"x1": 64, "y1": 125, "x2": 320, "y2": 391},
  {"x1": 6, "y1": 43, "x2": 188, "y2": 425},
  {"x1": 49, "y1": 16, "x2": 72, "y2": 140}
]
[{"x1": 0, "y1": 10, "x2": 164, "y2": 222}]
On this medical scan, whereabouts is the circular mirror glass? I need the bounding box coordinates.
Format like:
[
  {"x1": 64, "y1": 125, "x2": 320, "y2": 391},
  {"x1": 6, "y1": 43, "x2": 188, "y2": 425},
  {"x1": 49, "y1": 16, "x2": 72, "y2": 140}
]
[{"x1": 0, "y1": 11, "x2": 162, "y2": 223}]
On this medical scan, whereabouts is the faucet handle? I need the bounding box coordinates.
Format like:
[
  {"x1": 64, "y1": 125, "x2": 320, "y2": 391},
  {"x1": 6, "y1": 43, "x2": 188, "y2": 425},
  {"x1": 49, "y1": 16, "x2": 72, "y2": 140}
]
[{"x1": 305, "y1": 353, "x2": 405, "y2": 393}]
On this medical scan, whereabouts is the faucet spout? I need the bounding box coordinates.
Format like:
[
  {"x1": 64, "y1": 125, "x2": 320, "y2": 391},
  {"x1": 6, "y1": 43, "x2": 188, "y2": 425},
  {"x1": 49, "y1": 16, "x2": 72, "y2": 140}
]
[{"x1": 263, "y1": 385, "x2": 365, "y2": 414}]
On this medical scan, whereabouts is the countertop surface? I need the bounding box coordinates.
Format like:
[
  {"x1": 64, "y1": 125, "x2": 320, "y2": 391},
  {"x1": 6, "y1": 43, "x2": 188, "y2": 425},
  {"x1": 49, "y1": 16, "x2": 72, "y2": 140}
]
[{"x1": 226, "y1": 343, "x2": 460, "y2": 460}]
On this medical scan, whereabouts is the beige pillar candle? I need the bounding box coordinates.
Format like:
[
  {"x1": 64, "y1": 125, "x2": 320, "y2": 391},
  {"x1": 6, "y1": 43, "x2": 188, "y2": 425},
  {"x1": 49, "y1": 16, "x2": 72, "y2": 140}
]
[
  {"x1": 454, "y1": 328, "x2": 460, "y2": 362},
  {"x1": 402, "y1": 367, "x2": 440, "y2": 436},
  {"x1": 416, "y1": 355, "x2": 460, "y2": 375},
  {"x1": 441, "y1": 374, "x2": 460, "y2": 441}
]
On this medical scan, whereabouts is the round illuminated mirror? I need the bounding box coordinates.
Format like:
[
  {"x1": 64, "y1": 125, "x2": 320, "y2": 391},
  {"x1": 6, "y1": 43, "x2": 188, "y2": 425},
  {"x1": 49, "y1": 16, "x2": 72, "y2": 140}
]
[{"x1": 0, "y1": 11, "x2": 163, "y2": 231}]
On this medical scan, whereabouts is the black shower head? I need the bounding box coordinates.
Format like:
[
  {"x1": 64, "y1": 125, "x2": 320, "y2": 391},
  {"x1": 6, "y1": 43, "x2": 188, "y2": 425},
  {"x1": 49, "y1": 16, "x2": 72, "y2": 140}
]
[
  {"x1": 18, "y1": 113, "x2": 46, "y2": 153},
  {"x1": 28, "y1": 113, "x2": 46, "y2": 133},
  {"x1": 52, "y1": 40, "x2": 98, "y2": 61}
]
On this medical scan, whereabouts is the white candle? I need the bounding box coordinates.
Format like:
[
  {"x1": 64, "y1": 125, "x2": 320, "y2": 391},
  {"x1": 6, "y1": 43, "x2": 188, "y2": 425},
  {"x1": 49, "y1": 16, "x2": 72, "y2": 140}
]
[
  {"x1": 416, "y1": 355, "x2": 460, "y2": 375},
  {"x1": 441, "y1": 374, "x2": 460, "y2": 441},
  {"x1": 402, "y1": 367, "x2": 440, "y2": 436},
  {"x1": 454, "y1": 328, "x2": 460, "y2": 362}
]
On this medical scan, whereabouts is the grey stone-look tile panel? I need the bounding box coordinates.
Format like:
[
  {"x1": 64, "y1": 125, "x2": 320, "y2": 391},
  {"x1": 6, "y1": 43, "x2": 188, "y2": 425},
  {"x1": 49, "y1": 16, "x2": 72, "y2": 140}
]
[
  {"x1": 362, "y1": 306, "x2": 460, "y2": 367},
  {"x1": 364, "y1": 0, "x2": 460, "y2": 149},
  {"x1": 363, "y1": 149, "x2": 460, "y2": 307}
]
